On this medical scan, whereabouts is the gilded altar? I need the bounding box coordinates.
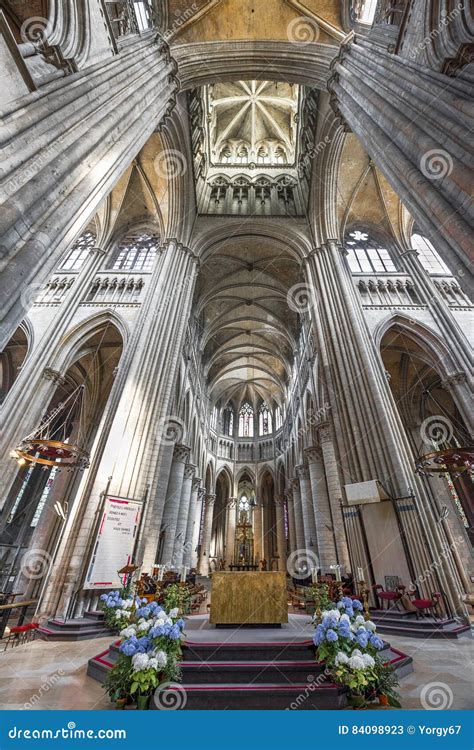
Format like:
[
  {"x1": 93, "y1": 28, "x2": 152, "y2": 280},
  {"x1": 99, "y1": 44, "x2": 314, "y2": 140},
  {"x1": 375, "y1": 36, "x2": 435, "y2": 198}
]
[{"x1": 209, "y1": 571, "x2": 288, "y2": 626}]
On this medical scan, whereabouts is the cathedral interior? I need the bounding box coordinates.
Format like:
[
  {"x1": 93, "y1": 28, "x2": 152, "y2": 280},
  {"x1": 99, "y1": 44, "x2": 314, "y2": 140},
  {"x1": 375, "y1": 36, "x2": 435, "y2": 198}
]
[{"x1": 0, "y1": 0, "x2": 473, "y2": 714}]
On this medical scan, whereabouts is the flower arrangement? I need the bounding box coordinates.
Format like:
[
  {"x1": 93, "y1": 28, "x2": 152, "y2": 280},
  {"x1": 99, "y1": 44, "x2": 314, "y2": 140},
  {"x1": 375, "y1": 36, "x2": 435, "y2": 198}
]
[
  {"x1": 313, "y1": 597, "x2": 399, "y2": 708},
  {"x1": 102, "y1": 592, "x2": 185, "y2": 709},
  {"x1": 98, "y1": 590, "x2": 145, "y2": 632}
]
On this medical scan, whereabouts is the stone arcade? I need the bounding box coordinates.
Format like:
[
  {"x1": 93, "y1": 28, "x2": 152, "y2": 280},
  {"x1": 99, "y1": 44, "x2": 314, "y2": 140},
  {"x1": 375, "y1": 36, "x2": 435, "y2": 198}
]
[{"x1": 0, "y1": 0, "x2": 472, "y2": 711}]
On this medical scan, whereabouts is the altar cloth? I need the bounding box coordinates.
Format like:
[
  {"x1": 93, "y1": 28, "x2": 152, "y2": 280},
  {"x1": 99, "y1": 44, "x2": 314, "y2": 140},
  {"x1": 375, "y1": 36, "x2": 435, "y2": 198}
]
[{"x1": 209, "y1": 571, "x2": 288, "y2": 626}]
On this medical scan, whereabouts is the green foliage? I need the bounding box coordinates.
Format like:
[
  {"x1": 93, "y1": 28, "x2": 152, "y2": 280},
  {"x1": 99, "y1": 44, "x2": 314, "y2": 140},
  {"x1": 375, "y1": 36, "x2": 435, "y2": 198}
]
[
  {"x1": 130, "y1": 668, "x2": 160, "y2": 697},
  {"x1": 163, "y1": 583, "x2": 191, "y2": 614},
  {"x1": 373, "y1": 659, "x2": 402, "y2": 707},
  {"x1": 103, "y1": 655, "x2": 133, "y2": 701},
  {"x1": 308, "y1": 583, "x2": 332, "y2": 612}
]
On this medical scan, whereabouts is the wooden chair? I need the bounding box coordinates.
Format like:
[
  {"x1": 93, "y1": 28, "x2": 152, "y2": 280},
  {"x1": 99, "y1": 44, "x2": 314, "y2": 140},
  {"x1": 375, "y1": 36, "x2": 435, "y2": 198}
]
[
  {"x1": 409, "y1": 591, "x2": 441, "y2": 619},
  {"x1": 373, "y1": 583, "x2": 405, "y2": 610}
]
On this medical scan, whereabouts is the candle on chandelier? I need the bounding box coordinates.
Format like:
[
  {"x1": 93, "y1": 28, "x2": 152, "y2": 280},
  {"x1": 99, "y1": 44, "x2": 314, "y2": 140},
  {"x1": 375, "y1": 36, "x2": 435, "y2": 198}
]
[
  {"x1": 157, "y1": 566, "x2": 164, "y2": 581},
  {"x1": 335, "y1": 566, "x2": 342, "y2": 582},
  {"x1": 311, "y1": 567, "x2": 317, "y2": 583},
  {"x1": 357, "y1": 566, "x2": 364, "y2": 582},
  {"x1": 180, "y1": 566, "x2": 188, "y2": 582}
]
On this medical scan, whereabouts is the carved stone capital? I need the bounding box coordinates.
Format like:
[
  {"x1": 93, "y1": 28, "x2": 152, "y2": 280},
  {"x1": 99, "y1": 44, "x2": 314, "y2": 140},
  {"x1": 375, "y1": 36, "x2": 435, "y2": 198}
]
[
  {"x1": 173, "y1": 443, "x2": 190, "y2": 464},
  {"x1": 291, "y1": 477, "x2": 300, "y2": 492},
  {"x1": 43, "y1": 367, "x2": 66, "y2": 386},
  {"x1": 205, "y1": 492, "x2": 216, "y2": 506},
  {"x1": 192, "y1": 477, "x2": 202, "y2": 492},
  {"x1": 316, "y1": 421, "x2": 332, "y2": 443},
  {"x1": 304, "y1": 445, "x2": 322, "y2": 464},
  {"x1": 184, "y1": 463, "x2": 196, "y2": 480},
  {"x1": 442, "y1": 372, "x2": 467, "y2": 389},
  {"x1": 296, "y1": 463, "x2": 309, "y2": 480},
  {"x1": 198, "y1": 487, "x2": 206, "y2": 501},
  {"x1": 89, "y1": 246, "x2": 106, "y2": 257}
]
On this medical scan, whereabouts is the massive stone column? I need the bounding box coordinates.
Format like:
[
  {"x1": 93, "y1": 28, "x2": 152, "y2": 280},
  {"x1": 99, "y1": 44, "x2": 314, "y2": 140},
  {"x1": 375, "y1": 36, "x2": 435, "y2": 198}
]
[
  {"x1": 295, "y1": 464, "x2": 318, "y2": 552},
  {"x1": 285, "y1": 489, "x2": 297, "y2": 554},
  {"x1": 190, "y1": 487, "x2": 206, "y2": 569},
  {"x1": 291, "y1": 478, "x2": 306, "y2": 552},
  {"x1": 1, "y1": 39, "x2": 178, "y2": 346},
  {"x1": 313, "y1": 427, "x2": 351, "y2": 572},
  {"x1": 305, "y1": 240, "x2": 471, "y2": 616},
  {"x1": 183, "y1": 476, "x2": 201, "y2": 569},
  {"x1": 329, "y1": 35, "x2": 473, "y2": 297},
  {"x1": 304, "y1": 447, "x2": 337, "y2": 573},
  {"x1": 159, "y1": 447, "x2": 190, "y2": 568},
  {"x1": 39, "y1": 241, "x2": 198, "y2": 617},
  {"x1": 197, "y1": 493, "x2": 216, "y2": 575},
  {"x1": 225, "y1": 499, "x2": 238, "y2": 566},
  {"x1": 253, "y1": 504, "x2": 263, "y2": 563},
  {"x1": 274, "y1": 497, "x2": 287, "y2": 571}
]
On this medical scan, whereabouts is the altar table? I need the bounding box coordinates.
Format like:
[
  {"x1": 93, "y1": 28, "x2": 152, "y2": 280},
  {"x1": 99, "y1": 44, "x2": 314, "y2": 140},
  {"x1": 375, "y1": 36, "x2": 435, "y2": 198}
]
[{"x1": 209, "y1": 571, "x2": 288, "y2": 626}]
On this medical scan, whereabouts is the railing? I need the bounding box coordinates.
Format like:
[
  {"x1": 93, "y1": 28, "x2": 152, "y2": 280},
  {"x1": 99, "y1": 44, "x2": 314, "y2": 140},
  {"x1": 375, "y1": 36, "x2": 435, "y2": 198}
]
[
  {"x1": 213, "y1": 429, "x2": 283, "y2": 462},
  {"x1": 84, "y1": 272, "x2": 146, "y2": 306},
  {"x1": 34, "y1": 275, "x2": 75, "y2": 305},
  {"x1": 353, "y1": 274, "x2": 423, "y2": 307},
  {"x1": 34, "y1": 270, "x2": 149, "y2": 308},
  {"x1": 431, "y1": 277, "x2": 472, "y2": 308}
]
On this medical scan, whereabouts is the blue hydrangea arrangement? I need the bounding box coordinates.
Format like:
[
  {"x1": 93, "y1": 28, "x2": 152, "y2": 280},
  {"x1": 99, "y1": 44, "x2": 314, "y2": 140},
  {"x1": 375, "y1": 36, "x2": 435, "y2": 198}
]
[{"x1": 101, "y1": 591, "x2": 185, "y2": 708}]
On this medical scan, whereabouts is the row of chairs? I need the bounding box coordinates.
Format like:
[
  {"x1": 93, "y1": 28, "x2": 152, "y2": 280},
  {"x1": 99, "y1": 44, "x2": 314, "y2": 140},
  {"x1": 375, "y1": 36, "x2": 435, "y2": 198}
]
[
  {"x1": 1, "y1": 622, "x2": 40, "y2": 651},
  {"x1": 373, "y1": 584, "x2": 442, "y2": 618}
]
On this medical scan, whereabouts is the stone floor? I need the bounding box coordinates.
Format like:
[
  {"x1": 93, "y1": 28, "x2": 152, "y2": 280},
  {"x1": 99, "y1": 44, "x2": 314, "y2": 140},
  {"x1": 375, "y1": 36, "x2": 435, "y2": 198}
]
[{"x1": 0, "y1": 619, "x2": 472, "y2": 710}]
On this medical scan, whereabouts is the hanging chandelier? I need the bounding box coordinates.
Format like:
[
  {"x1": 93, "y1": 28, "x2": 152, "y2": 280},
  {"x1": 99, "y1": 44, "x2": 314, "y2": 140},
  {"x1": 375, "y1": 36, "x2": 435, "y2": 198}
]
[
  {"x1": 11, "y1": 385, "x2": 90, "y2": 471},
  {"x1": 415, "y1": 447, "x2": 474, "y2": 480}
]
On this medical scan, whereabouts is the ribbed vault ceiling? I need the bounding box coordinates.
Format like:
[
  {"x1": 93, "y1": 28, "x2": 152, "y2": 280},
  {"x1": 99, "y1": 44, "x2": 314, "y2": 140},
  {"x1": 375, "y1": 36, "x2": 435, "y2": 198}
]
[{"x1": 196, "y1": 238, "x2": 301, "y2": 409}]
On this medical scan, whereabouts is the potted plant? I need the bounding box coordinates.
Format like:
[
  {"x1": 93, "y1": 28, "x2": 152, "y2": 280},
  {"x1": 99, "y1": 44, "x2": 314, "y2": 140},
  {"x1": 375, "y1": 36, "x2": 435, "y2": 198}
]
[
  {"x1": 332, "y1": 650, "x2": 378, "y2": 708},
  {"x1": 103, "y1": 656, "x2": 133, "y2": 709},
  {"x1": 372, "y1": 659, "x2": 402, "y2": 707},
  {"x1": 130, "y1": 653, "x2": 165, "y2": 710}
]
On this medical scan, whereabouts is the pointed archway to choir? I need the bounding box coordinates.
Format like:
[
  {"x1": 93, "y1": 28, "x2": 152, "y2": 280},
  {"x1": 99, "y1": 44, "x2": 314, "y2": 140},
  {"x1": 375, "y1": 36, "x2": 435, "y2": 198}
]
[
  {"x1": 0, "y1": 320, "x2": 124, "y2": 601},
  {"x1": 380, "y1": 322, "x2": 473, "y2": 556}
]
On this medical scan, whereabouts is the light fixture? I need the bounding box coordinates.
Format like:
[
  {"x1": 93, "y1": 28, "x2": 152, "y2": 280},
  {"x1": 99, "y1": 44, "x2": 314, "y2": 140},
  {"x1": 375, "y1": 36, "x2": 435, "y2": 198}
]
[
  {"x1": 415, "y1": 447, "x2": 473, "y2": 480},
  {"x1": 13, "y1": 385, "x2": 90, "y2": 471}
]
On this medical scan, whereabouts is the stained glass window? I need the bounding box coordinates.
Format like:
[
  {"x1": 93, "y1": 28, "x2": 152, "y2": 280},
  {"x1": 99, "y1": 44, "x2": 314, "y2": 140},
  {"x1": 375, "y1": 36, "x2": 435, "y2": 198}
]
[
  {"x1": 111, "y1": 233, "x2": 159, "y2": 272},
  {"x1": 258, "y1": 403, "x2": 273, "y2": 435},
  {"x1": 61, "y1": 231, "x2": 96, "y2": 271},
  {"x1": 238, "y1": 402, "x2": 254, "y2": 437},
  {"x1": 411, "y1": 233, "x2": 451, "y2": 275},
  {"x1": 345, "y1": 230, "x2": 397, "y2": 273}
]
